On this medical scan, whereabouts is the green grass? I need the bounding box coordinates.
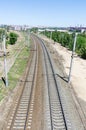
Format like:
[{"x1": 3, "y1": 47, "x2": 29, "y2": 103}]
[
  {"x1": 8, "y1": 46, "x2": 30, "y2": 90},
  {"x1": 0, "y1": 46, "x2": 30, "y2": 101}
]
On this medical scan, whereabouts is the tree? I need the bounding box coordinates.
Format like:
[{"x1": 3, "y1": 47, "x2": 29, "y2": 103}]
[
  {"x1": 30, "y1": 28, "x2": 38, "y2": 33},
  {"x1": 9, "y1": 32, "x2": 18, "y2": 45},
  {"x1": 43, "y1": 30, "x2": 86, "y2": 59},
  {"x1": 80, "y1": 44, "x2": 86, "y2": 59},
  {"x1": 76, "y1": 35, "x2": 86, "y2": 59}
]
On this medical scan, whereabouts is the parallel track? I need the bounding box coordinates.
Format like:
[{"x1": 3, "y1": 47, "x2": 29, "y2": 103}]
[
  {"x1": 36, "y1": 35, "x2": 68, "y2": 130},
  {"x1": 4, "y1": 36, "x2": 38, "y2": 130},
  {"x1": 38, "y1": 35, "x2": 86, "y2": 130}
]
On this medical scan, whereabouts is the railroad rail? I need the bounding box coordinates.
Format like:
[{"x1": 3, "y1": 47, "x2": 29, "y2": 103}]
[
  {"x1": 4, "y1": 36, "x2": 38, "y2": 130},
  {"x1": 3, "y1": 34, "x2": 70, "y2": 130},
  {"x1": 36, "y1": 35, "x2": 68, "y2": 130}
]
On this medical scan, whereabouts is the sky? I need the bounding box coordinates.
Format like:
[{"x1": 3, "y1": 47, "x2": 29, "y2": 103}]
[{"x1": 0, "y1": 0, "x2": 86, "y2": 27}]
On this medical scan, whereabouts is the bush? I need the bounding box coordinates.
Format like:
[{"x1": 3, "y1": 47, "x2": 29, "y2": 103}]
[
  {"x1": 9, "y1": 32, "x2": 18, "y2": 45},
  {"x1": 80, "y1": 45, "x2": 86, "y2": 59}
]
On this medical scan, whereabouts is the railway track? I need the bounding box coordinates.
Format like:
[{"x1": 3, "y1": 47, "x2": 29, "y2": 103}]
[
  {"x1": 4, "y1": 36, "x2": 38, "y2": 130},
  {"x1": 3, "y1": 34, "x2": 70, "y2": 130},
  {"x1": 36, "y1": 36, "x2": 69, "y2": 130}
]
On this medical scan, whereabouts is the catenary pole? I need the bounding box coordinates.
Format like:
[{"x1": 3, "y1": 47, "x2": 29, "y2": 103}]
[
  {"x1": 28, "y1": 29, "x2": 30, "y2": 47},
  {"x1": 50, "y1": 31, "x2": 52, "y2": 40},
  {"x1": 3, "y1": 35, "x2": 8, "y2": 86},
  {"x1": 68, "y1": 33, "x2": 77, "y2": 83}
]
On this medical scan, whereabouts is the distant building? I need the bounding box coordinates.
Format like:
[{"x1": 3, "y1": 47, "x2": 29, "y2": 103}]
[
  {"x1": 14, "y1": 26, "x2": 22, "y2": 31},
  {"x1": 57, "y1": 29, "x2": 68, "y2": 32},
  {"x1": 69, "y1": 27, "x2": 86, "y2": 33}
]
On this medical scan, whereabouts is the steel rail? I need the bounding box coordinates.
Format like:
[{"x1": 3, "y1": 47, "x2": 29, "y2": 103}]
[
  {"x1": 36, "y1": 35, "x2": 68, "y2": 130},
  {"x1": 24, "y1": 36, "x2": 37, "y2": 130},
  {"x1": 5, "y1": 36, "x2": 38, "y2": 130}
]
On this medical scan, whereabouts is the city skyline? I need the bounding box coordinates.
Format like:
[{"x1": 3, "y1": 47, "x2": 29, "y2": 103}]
[{"x1": 0, "y1": 0, "x2": 86, "y2": 27}]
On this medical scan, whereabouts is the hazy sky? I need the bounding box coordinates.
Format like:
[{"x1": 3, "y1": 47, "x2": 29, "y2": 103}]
[{"x1": 0, "y1": 0, "x2": 86, "y2": 26}]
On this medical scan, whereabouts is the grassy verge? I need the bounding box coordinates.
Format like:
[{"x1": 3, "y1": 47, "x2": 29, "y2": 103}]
[
  {"x1": 8, "y1": 46, "x2": 30, "y2": 89},
  {"x1": 0, "y1": 46, "x2": 30, "y2": 101}
]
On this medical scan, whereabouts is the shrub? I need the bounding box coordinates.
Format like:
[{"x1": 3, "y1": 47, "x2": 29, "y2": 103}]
[{"x1": 9, "y1": 32, "x2": 18, "y2": 45}]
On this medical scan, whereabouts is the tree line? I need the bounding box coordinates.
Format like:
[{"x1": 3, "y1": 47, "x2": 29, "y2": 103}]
[
  {"x1": 42, "y1": 31, "x2": 86, "y2": 59},
  {"x1": 0, "y1": 29, "x2": 18, "y2": 47}
]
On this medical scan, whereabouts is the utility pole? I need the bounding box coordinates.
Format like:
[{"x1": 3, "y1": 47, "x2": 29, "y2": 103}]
[
  {"x1": 1, "y1": 33, "x2": 3, "y2": 49},
  {"x1": 0, "y1": 34, "x2": 2, "y2": 49},
  {"x1": 44, "y1": 30, "x2": 45, "y2": 36},
  {"x1": 50, "y1": 31, "x2": 52, "y2": 40},
  {"x1": 28, "y1": 29, "x2": 30, "y2": 48},
  {"x1": 68, "y1": 33, "x2": 77, "y2": 83},
  {"x1": 3, "y1": 35, "x2": 8, "y2": 86}
]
